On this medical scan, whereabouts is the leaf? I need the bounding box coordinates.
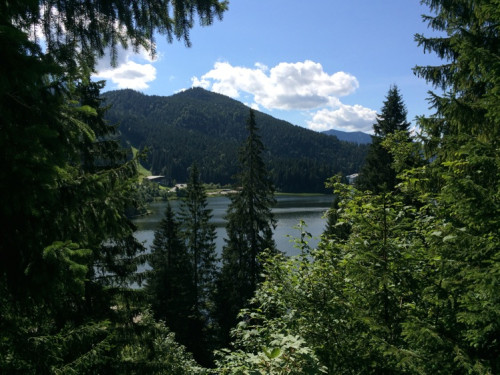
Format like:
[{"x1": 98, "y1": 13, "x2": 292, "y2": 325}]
[
  {"x1": 269, "y1": 347, "x2": 281, "y2": 359},
  {"x1": 443, "y1": 235, "x2": 456, "y2": 242}
]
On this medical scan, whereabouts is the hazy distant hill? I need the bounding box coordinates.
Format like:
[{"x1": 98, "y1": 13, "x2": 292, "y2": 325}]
[
  {"x1": 322, "y1": 129, "x2": 372, "y2": 144},
  {"x1": 103, "y1": 88, "x2": 368, "y2": 192}
]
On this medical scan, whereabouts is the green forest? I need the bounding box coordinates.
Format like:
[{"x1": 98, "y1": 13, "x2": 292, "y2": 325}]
[
  {"x1": 1, "y1": 1, "x2": 499, "y2": 374},
  {"x1": 102, "y1": 87, "x2": 368, "y2": 193}
]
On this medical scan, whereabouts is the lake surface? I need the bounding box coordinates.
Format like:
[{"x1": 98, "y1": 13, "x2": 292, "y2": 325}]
[{"x1": 133, "y1": 194, "x2": 334, "y2": 257}]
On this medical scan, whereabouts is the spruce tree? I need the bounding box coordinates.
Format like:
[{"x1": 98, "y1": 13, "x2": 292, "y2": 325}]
[
  {"x1": 217, "y1": 109, "x2": 277, "y2": 345},
  {"x1": 0, "y1": 50, "x2": 146, "y2": 372},
  {"x1": 179, "y1": 162, "x2": 218, "y2": 364},
  {"x1": 356, "y1": 85, "x2": 411, "y2": 193},
  {"x1": 0, "y1": 1, "x2": 227, "y2": 372},
  {"x1": 3, "y1": 0, "x2": 226, "y2": 74},
  {"x1": 401, "y1": 1, "x2": 500, "y2": 372},
  {"x1": 146, "y1": 203, "x2": 194, "y2": 350}
]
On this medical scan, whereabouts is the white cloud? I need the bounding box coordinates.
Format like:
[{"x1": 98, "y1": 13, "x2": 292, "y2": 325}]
[
  {"x1": 93, "y1": 44, "x2": 157, "y2": 90},
  {"x1": 245, "y1": 102, "x2": 260, "y2": 111},
  {"x1": 191, "y1": 60, "x2": 377, "y2": 132},
  {"x1": 191, "y1": 76, "x2": 211, "y2": 90},
  {"x1": 94, "y1": 61, "x2": 156, "y2": 90},
  {"x1": 254, "y1": 62, "x2": 268, "y2": 71},
  {"x1": 192, "y1": 60, "x2": 358, "y2": 111},
  {"x1": 307, "y1": 105, "x2": 377, "y2": 133}
]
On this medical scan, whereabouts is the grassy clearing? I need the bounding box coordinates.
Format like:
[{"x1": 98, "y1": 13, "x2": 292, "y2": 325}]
[{"x1": 131, "y1": 147, "x2": 152, "y2": 180}]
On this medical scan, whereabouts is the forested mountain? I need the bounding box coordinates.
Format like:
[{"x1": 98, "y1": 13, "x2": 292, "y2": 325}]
[
  {"x1": 322, "y1": 128, "x2": 372, "y2": 144},
  {"x1": 103, "y1": 88, "x2": 368, "y2": 192}
]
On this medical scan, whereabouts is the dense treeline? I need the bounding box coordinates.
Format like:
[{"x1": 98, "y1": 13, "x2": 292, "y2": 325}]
[{"x1": 103, "y1": 88, "x2": 368, "y2": 192}]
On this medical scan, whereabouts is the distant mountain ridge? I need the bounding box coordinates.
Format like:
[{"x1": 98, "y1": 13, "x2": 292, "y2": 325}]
[
  {"x1": 103, "y1": 88, "x2": 368, "y2": 193},
  {"x1": 322, "y1": 129, "x2": 372, "y2": 144}
]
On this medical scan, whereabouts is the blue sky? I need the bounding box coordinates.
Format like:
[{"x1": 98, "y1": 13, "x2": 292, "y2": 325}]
[{"x1": 94, "y1": 0, "x2": 442, "y2": 133}]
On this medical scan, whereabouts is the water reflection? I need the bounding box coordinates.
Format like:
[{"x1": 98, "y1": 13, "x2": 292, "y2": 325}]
[{"x1": 133, "y1": 194, "x2": 333, "y2": 257}]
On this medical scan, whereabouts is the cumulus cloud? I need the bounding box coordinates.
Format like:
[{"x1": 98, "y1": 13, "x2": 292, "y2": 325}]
[
  {"x1": 307, "y1": 104, "x2": 377, "y2": 133},
  {"x1": 93, "y1": 44, "x2": 157, "y2": 90},
  {"x1": 192, "y1": 60, "x2": 358, "y2": 111},
  {"x1": 191, "y1": 60, "x2": 376, "y2": 132},
  {"x1": 94, "y1": 61, "x2": 156, "y2": 90},
  {"x1": 245, "y1": 102, "x2": 260, "y2": 111}
]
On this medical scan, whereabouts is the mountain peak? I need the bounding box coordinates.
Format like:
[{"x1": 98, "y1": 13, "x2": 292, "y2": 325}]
[
  {"x1": 322, "y1": 129, "x2": 372, "y2": 144},
  {"x1": 173, "y1": 87, "x2": 230, "y2": 101}
]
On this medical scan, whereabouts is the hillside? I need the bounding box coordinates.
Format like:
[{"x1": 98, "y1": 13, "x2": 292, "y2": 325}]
[
  {"x1": 322, "y1": 129, "x2": 372, "y2": 144},
  {"x1": 103, "y1": 88, "x2": 368, "y2": 192}
]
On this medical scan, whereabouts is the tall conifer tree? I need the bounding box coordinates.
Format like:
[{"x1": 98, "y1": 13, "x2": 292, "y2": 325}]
[
  {"x1": 356, "y1": 85, "x2": 411, "y2": 193},
  {"x1": 146, "y1": 203, "x2": 194, "y2": 349},
  {"x1": 0, "y1": 1, "x2": 227, "y2": 372},
  {"x1": 401, "y1": 1, "x2": 500, "y2": 372},
  {"x1": 217, "y1": 109, "x2": 277, "y2": 345},
  {"x1": 180, "y1": 163, "x2": 218, "y2": 311},
  {"x1": 179, "y1": 162, "x2": 218, "y2": 364}
]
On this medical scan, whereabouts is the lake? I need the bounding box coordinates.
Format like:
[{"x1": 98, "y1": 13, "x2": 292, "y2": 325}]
[{"x1": 133, "y1": 194, "x2": 334, "y2": 257}]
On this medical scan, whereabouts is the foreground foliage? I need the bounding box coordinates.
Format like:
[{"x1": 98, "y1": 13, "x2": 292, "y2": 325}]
[
  {"x1": 213, "y1": 0, "x2": 499, "y2": 373},
  {"x1": 0, "y1": 0, "x2": 226, "y2": 372}
]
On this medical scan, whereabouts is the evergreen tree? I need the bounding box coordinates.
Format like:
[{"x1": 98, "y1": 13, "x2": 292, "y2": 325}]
[
  {"x1": 146, "y1": 203, "x2": 194, "y2": 351},
  {"x1": 400, "y1": 1, "x2": 500, "y2": 372},
  {"x1": 0, "y1": 48, "x2": 146, "y2": 372},
  {"x1": 179, "y1": 162, "x2": 218, "y2": 365},
  {"x1": 217, "y1": 109, "x2": 277, "y2": 345},
  {"x1": 0, "y1": 1, "x2": 227, "y2": 372},
  {"x1": 356, "y1": 85, "x2": 411, "y2": 193}
]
